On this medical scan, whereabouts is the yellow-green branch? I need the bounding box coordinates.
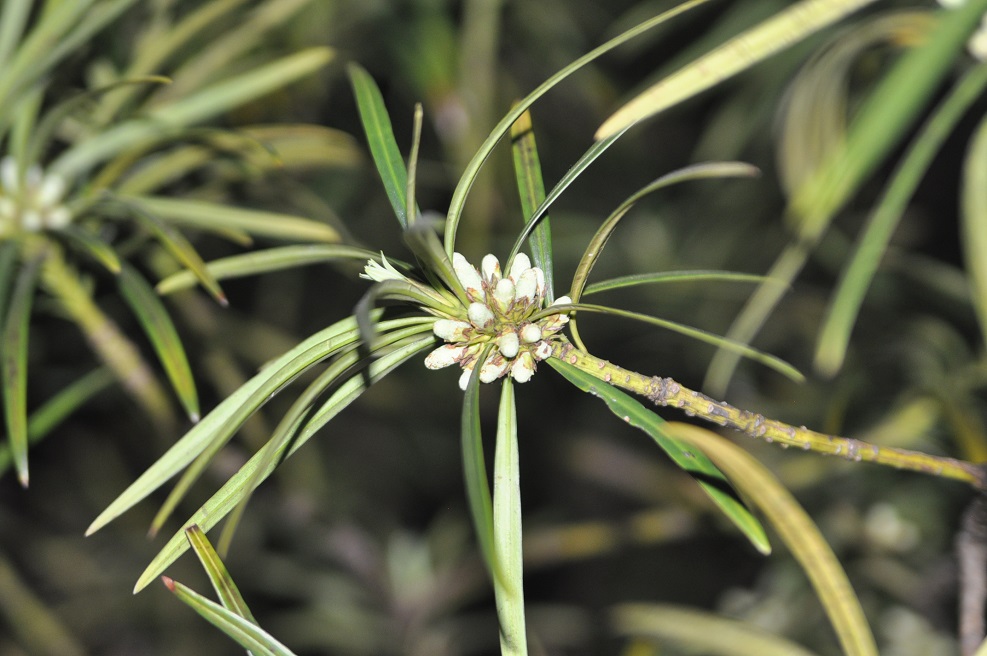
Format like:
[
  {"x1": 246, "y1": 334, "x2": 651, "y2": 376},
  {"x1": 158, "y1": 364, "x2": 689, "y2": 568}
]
[{"x1": 551, "y1": 338, "x2": 987, "y2": 489}]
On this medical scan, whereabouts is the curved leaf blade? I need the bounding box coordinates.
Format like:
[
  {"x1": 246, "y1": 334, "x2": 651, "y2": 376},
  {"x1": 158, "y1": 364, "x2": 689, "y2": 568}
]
[
  {"x1": 162, "y1": 577, "x2": 297, "y2": 656},
  {"x1": 156, "y1": 245, "x2": 385, "y2": 295},
  {"x1": 548, "y1": 357, "x2": 770, "y2": 555},
  {"x1": 595, "y1": 0, "x2": 880, "y2": 139},
  {"x1": 493, "y1": 379, "x2": 526, "y2": 655},
  {"x1": 133, "y1": 335, "x2": 433, "y2": 592},
  {"x1": 462, "y1": 345, "x2": 498, "y2": 575},
  {"x1": 86, "y1": 313, "x2": 379, "y2": 537},
  {"x1": 510, "y1": 108, "x2": 554, "y2": 303},
  {"x1": 127, "y1": 196, "x2": 340, "y2": 244},
  {"x1": 2, "y1": 249, "x2": 44, "y2": 487},
  {"x1": 817, "y1": 64, "x2": 987, "y2": 375},
  {"x1": 583, "y1": 270, "x2": 782, "y2": 296},
  {"x1": 612, "y1": 603, "x2": 820, "y2": 656},
  {"x1": 185, "y1": 525, "x2": 257, "y2": 624},
  {"x1": 663, "y1": 422, "x2": 877, "y2": 656},
  {"x1": 348, "y1": 63, "x2": 412, "y2": 229},
  {"x1": 118, "y1": 264, "x2": 199, "y2": 422},
  {"x1": 445, "y1": 0, "x2": 715, "y2": 256},
  {"x1": 962, "y1": 93, "x2": 987, "y2": 347}
]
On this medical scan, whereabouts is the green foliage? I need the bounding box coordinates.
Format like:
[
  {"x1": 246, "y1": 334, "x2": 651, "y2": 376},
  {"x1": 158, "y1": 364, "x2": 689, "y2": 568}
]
[{"x1": 7, "y1": 1, "x2": 987, "y2": 655}]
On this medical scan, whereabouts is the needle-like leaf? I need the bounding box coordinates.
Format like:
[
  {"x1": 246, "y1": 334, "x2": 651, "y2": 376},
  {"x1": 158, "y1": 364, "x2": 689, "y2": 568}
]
[
  {"x1": 117, "y1": 264, "x2": 200, "y2": 422},
  {"x1": 2, "y1": 249, "x2": 44, "y2": 487}
]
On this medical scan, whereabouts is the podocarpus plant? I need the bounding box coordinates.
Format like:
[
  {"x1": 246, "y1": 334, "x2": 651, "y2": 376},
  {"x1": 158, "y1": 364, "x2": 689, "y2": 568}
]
[
  {"x1": 0, "y1": 0, "x2": 353, "y2": 487},
  {"x1": 87, "y1": 1, "x2": 987, "y2": 654}
]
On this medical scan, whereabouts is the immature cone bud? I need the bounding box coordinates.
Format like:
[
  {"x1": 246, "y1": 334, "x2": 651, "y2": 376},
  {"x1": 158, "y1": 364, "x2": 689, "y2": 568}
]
[
  {"x1": 468, "y1": 302, "x2": 495, "y2": 330},
  {"x1": 492, "y1": 278, "x2": 515, "y2": 313},
  {"x1": 426, "y1": 252, "x2": 570, "y2": 388},
  {"x1": 481, "y1": 254, "x2": 501, "y2": 283},
  {"x1": 497, "y1": 331, "x2": 520, "y2": 359},
  {"x1": 508, "y1": 253, "x2": 531, "y2": 282},
  {"x1": 453, "y1": 252, "x2": 484, "y2": 300}
]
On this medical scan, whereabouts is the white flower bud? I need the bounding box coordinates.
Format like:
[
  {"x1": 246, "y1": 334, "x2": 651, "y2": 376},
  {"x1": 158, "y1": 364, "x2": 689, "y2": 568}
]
[
  {"x1": 361, "y1": 255, "x2": 407, "y2": 283},
  {"x1": 510, "y1": 351, "x2": 536, "y2": 383},
  {"x1": 508, "y1": 253, "x2": 530, "y2": 282},
  {"x1": 458, "y1": 367, "x2": 473, "y2": 390},
  {"x1": 1, "y1": 157, "x2": 18, "y2": 193},
  {"x1": 519, "y1": 323, "x2": 542, "y2": 344},
  {"x1": 479, "y1": 353, "x2": 510, "y2": 383},
  {"x1": 433, "y1": 318, "x2": 472, "y2": 342},
  {"x1": 38, "y1": 174, "x2": 66, "y2": 207},
  {"x1": 453, "y1": 252, "x2": 485, "y2": 300},
  {"x1": 46, "y1": 206, "x2": 71, "y2": 229},
  {"x1": 497, "y1": 331, "x2": 520, "y2": 359},
  {"x1": 514, "y1": 268, "x2": 539, "y2": 305},
  {"x1": 534, "y1": 341, "x2": 552, "y2": 360},
  {"x1": 492, "y1": 278, "x2": 515, "y2": 312},
  {"x1": 425, "y1": 344, "x2": 467, "y2": 369},
  {"x1": 481, "y1": 254, "x2": 501, "y2": 283},
  {"x1": 468, "y1": 302, "x2": 495, "y2": 330},
  {"x1": 552, "y1": 295, "x2": 572, "y2": 307},
  {"x1": 20, "y1": 210, "x2": 41, "y2": 232}
]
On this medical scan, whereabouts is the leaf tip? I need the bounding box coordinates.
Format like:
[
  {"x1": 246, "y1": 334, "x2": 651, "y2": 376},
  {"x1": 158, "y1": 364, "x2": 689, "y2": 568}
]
[{"x1": 159, "y1": 576, "x2": 175, "y2": 593}]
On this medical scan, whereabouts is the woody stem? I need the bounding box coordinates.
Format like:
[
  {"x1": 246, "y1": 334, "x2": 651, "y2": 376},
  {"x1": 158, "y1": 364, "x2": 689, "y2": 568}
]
[{"x1": 550, "y1": 337, "x2": 986, "y2": 490}]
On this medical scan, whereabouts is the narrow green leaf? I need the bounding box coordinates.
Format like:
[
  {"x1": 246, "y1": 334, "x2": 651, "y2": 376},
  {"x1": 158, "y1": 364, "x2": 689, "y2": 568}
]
[
  {"x1": 548, "y1": 358, "x2": 770, "y2": 555},
  {"x1": 493, "y1": 379, "x2": 527, "y2": 656},
  {"x1": 510, "y1": 108, "x2": 554, "y2": 303},
  {"x1": 125, "y1": 196, "x2": 340, "y2": 244},
  {"x1": 50, "y1": 48, "x2": 334, "y2": 180},
  {"x1": 55, "y1": 226, "x2": 122, "y2": 274},
  {"x1": 596, "y1": 0, "x2": 879, "y2": 139},
  {"x1": 156, "y1": 245, "x2": 386, "y2": 295},
  {"x1": 506, "y1": 128, "x2": 627, "y2": 268},
  {"x1": 664, "y1": 422, "x2": 877, "y2": 656},
  {"x1": 406, "y1": 103, "x2": 424, "y2": 227},
  {"x1": 583, "y1": 270, "x2": 781, "y2": 296},
  {"x1": 26, "y1": 76, "x2": 172, "y2": 169},
  {"x1": 550, "y1": 302, "x2": 802, "y2": 382},
  {"x1": 214, "y1": 322, "x2": 434, "y2": 553},
  {"x1": 163, "y1": 577, "x2": 297, "y2": 656},
  {"x1": 92, "y1": 0, "x2": 251, "y2": 124},
  {"x1": 0, "y1": 241, "x2": 22, "y2": 322},
  {"x1": 185, "y1": 525, "x2": 257, "y2": 624},
  {"x1": 117, "y1": 264, "x2": 200, "y2": 422},
  {"x1": 134, "y1": 335, "x2": 434, "y2": 592},
  {"x1": 2, "y1": 249, "x2": 45, "y2": 487},
  {"x1": 962, "y1": 94, "x2": 987, "y2": 348},
  {"x1": 570, "y1": 162, "x2": 760, "y2": 306},
  {"x1": 462, "y1": 345, "x2": 498, "y2": 575},
  {"x1": 706, "y1": 0, "x2": 987, "y2": 393},
  {"x1": 0, "y1": 368, "x2": 114, "y2": 479},
  {"x1": 818, "y1": 64, "x2": 987, "y2": 376},
  {"x1": 0, "y1": 0, "x2": 31, "y2": 69},
  {"x1": 612, "y1": 603, "x2": 821, "y2": 656},
  {"x1": 87, "y1": 313, "x2": 377, "y2": 536},
  {"x1": 348, "y1": 63, "x2": 412, "y2": 229},
  {"x1": 124, "y1": 204, "x2": 228, "y2": 306},
  {"x1": 446, "y1": 0, "x2": 715, "y2": 256}
]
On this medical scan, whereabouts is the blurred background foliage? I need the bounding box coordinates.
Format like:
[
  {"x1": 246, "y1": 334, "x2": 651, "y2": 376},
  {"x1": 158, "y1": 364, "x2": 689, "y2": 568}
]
[{"x1": 2, "y1": 0, "x2": 987, "y2": 654}]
